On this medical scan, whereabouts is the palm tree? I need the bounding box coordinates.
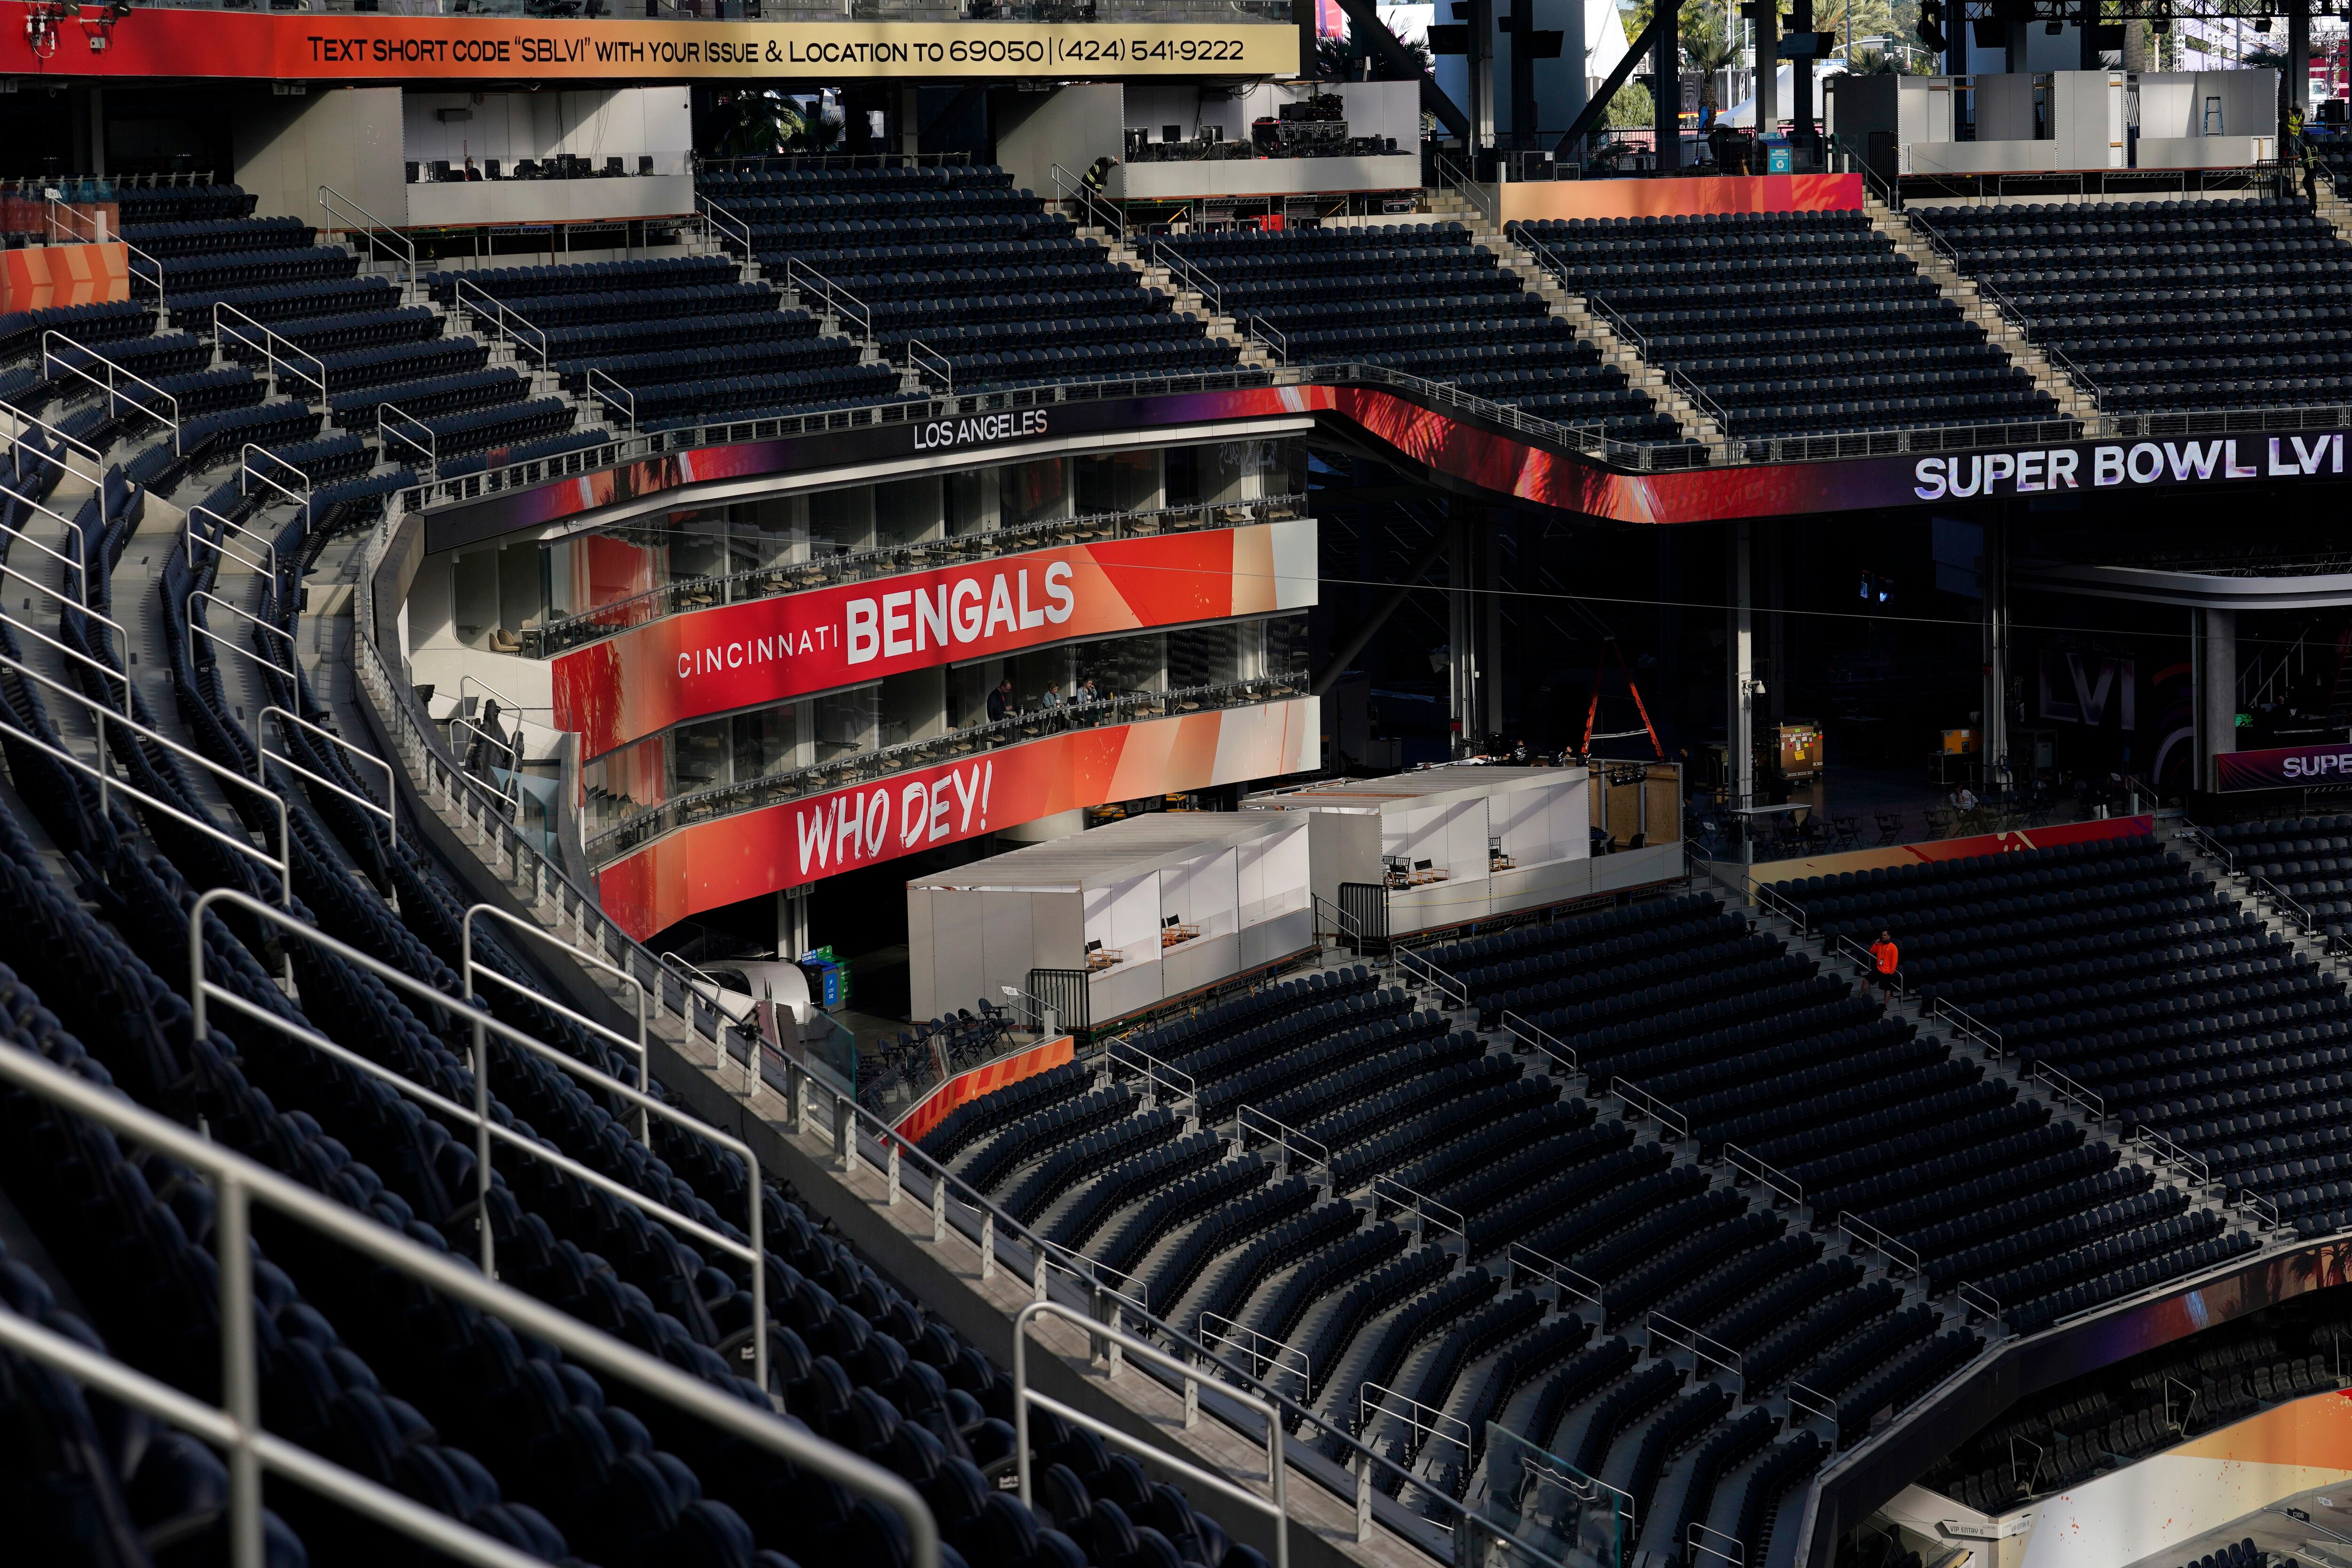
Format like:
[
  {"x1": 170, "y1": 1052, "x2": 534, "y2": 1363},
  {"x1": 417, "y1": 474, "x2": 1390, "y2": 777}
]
[
  {"x1": 1683, "y1": 11, "x2": 1740, "y2": 124},
  {"x1": 707, "y1": 89, "x2": 841, "y2": 158},
  {"x1": 1316, "y1": 16, "x2": 1434, "y2": 81}
]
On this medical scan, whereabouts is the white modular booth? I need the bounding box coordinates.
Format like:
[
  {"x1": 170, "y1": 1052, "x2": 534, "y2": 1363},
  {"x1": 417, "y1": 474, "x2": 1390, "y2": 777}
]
[
  {"x1": 1828, "y1": 69, "x2": 2276, "y2": 176},
  {"x1": 1243, "y1": 766, "x2": 1683, "y2": 939},
  {"x1": 905, "y1": 812, "x2": 1314, "y2": 1025}
]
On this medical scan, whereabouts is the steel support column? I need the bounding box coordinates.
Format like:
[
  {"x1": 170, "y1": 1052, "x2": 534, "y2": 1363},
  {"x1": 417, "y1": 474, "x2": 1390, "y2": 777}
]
[
  {"x1": 1728, "y1": 521, "x2": 1756, "y2": 816},
  {"x1": 1984, "y1": 518, "x2": 2010, "y2": 791},
  {"x1": 2194, "y1": 607, "x2": 2238, "y2": 794}
]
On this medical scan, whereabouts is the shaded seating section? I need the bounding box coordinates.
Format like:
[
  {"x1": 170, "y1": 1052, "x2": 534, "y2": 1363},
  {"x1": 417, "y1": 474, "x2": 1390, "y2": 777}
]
[
  {"x1": 1511, "y1": 209, "x2": 2062, "y2": 442},
  {"x1": 1916, "y1": 197, "x2": 2352, "y2": 414},
  {"x1": 1773, "y1": 837, "x2": 2269, "y2": 1329},
  {"x1": 1149, "y1": 223, "x2": 1692, "y2": 454},
  {"x1": 1923, "y1": 1266, "x2": 2352, "y2": 1510},
  {"x1": 700, "y1": 164, "x2": 1242, "y2": 396},
  {"x1": 2185, "y1": 813, "x2": 2352, "y2": 1234},
  {"x1": 0, "y1": 432, "x2": 1259, "y2": 1568},
  {"x1": 421, "y1": 253, "x2": 901, "y2": 432},
  {"x1": 926, "y1": 906, "x2": 2059, "y2": 1565},
  {"x1": 0, "y1": 183, "x2": 492, "y2": 504},
  {"x1": 0, "y1": 298, "x2": 168, "y2": 367}
]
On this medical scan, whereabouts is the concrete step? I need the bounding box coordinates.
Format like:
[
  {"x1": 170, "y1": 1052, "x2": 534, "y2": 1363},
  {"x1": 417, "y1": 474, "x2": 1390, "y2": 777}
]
[{"x1": 1869, "y1": 204, "x2": 2102, "y2": 427}]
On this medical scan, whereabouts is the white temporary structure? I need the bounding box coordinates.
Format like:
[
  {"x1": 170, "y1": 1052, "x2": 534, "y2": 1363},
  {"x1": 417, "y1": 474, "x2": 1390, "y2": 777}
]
[{"x1": 906, "y1": 811, "x2": 1313, "y2": 1024}]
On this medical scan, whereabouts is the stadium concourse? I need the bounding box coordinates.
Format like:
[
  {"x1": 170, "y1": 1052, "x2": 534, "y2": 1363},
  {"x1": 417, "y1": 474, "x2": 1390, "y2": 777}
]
[{"x1": 19, "y1": 14, "x2": 2352, "y2": 1568}]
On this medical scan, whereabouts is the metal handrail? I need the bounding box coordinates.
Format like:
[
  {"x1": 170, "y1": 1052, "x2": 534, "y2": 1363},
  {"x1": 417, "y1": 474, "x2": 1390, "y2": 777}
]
[
  {"x1": 1723, "y1": 1143, "x2": 1805, "y2": 1207},
  {"x1": 1612, "y1": 1078, "x2": 1690, "y2": 1139},
  {"x1": 191, "y1": 887, "x2": 770, "y2": 1397},
  {"x1": 450, "y1": 716, "x2": 523, "y2": 817},
  {"x1": 522, "y1": 492, "x2": 1308, "y2": 659},
  {"x1": 463, "y1": 902, "x2": 651, "y2": 1091},
  {"x1": 1649, "y1": 1312, "x2": 1742, "y2": 1378},
  {"x1": 318, "y1": 183, "x2": 419, "y2": 303},
  {"x1": 1787, "y1": 1381, "x2": 1839, "y2": 1426},
  {"x1": 1746, "y1": 875, "x2": 1808, "y2": 932},
  {"x1": 695, "y1": 193, "x2": 754, "y2": 260},
  {"x1": 1243, "y1": 314, "x2": 1289, "y2": 366},
  {"x1": 47, "y1": 197, "x2": 169, "y2": 329},
  {"x1": 1838, "y1": 1212, "x2": 1921, "y2": 1275},
  {"x1": 1233, "y1": 1103, "x2": 1329, "y2": 1176},
  {"x1": 0, "y1": 480, "x2": 94, "y2": 605},
  {"x1": 240, "y1": 443, "x2": 312, "y2": 515},
  {"x1": 906, "y1": 339, "x2": 954, "y2": 394},
  {"x1": 1504, "y1": 1241, "x2": 1603, "y2": 1307},
  {"x1": 0, "y1": 711, "x2": 289, "y2": 907},
  {"x1": 2033, "y1": 1060, "x2": 2107, "y2": 1122},
  {"x1": 1430, "y1": 150, "x2": 1497, "y2": 229},
  {"x1": 1049, "y1": 162, "x2": 1124, "y2": 241},
  {"x1": 1368, "y1": 1174, "x2": 1466, "y2": 1245},
  {"x1": 1198, "y1": 1310, "x2": 1310, "y2": 1399},
  {"x1": 1104, "y1": 1034, "x2": 1198, "y2": 1106},
  {"x1": 1015, "y1": 1299, "x2": 1288, "y2": 1568},
  {"x1": 256, "y1": 703, "x2": 396, "y2": 851},
  {"x1": 376, "y1": 403, "x2": 437, "y2": 476},
  {"x1": 0, "y1": 1296, "x2": 546, "y2": 1568},
  {"x1": 782, "y1": 256, "x2": 873, "y2": 345},
  {"x1": 1, "y1": 557, "x2": 131, "y2": 692},
  {"x1": 1359, "y1": 1379, "x2": 1471, "y2": 1464},
  {"x1": 41, "y1": 330, "x2": 183, "y2": 454},
  {"x1": 2130, "y1": 1122, "x2": 2211, "y2": 1186},
  {"x1": 1955, "y1": 1280, "x2": 2004, "y2": 1329},
  {"x1": 186, "y1": 587, "x2": 296, "y2": 677},
  {"x1": 2175, "y1": 820, "x2": 2234, "y2": 873},
  {"x1": 0, "y1": 399, "x2": 108, "y2": 496},
  {"x1": 585, "y1": 366, "x2": 637, "y2": 436},
  {"x1": 0, "y1": 604, "x2": 132, "y2": 718},
  {"x1": 215, "y1": 302, "x2": 328, "y2": 401},
  {"x1": 1498, "y1": 1009, "x2": 1578, "y2": 1073},
  {"x1": 0, "y1": 1014, "x2": 929, "y2": 1567},
  {"x1": 1687, "y1": 1522, "x2": 1747, "y2": 1568},
  {"x1": 1152, "y1": 245, "x2": 1225, "y2": 317},
  {"x1": 1390, "y1": 943, "x2": 1466, "y2": 1008},
  {"x1": 1930, "y1": 995, "x2": 2004, "y2": 1059},
  {"x1": 449, "y1": 277, "x2": 550, "y2": 368},
  {"x1": 187, "y1": 503, "x2": 275, "y2": 583},
  {"x1": 0, "y1": 645, "x2": 291, "y2": 904}
]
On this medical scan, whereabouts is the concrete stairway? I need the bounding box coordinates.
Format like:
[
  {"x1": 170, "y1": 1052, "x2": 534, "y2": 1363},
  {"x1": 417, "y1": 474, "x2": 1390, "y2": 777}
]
[
  {"x1": 1867, "y1": 198, "x2": 2104, "y2": 429},
  {"x1": 1721, "y1": 864, "x2": 2275, "y2": 1256},
  {"x1": 1427, "y1": 187, "x2": 1732, "y2": 454},
  {"x1": 1089, "y1": 225, "x2": 1279, "y2": 372}
]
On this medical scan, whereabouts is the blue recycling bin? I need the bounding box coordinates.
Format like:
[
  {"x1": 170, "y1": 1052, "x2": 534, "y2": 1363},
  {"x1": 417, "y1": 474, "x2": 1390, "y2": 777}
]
[
  {"x1": 1762, "y1": 137, "x2": 1793, "y2": 174},
  {"x1": 800, "y1": 958, "x2": 845, "y2": 1010}
]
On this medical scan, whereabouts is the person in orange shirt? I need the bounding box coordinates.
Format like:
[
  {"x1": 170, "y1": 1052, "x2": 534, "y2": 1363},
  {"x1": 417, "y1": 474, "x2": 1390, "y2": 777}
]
[{"x1": 1868, "y1": 929, "x2": 1900, "y2": 999}]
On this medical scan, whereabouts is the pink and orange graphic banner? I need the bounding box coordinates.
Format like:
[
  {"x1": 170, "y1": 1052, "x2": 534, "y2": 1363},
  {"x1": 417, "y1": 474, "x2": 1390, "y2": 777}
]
[
  {"x1": 1748, "y1": 813, "x2": 2154, "y2": 887},
  {"x1": 893, "y1": 1035, "x2": 1074, "y2": 1145},
  {"x1": 554, "y1": 517, "x2": 1314, "y2": 760},
  {"x1": 596, "y1": 695, "x2": 1319, "y2": 938},
  {"x1": 1496, "y1": 173, "x2": 1865, "y2": 223}
]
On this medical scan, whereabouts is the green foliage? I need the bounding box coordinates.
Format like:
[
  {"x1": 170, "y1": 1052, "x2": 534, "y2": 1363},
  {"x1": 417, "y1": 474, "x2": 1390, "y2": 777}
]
[
  {"x1": 1605, "y1": 79, "x2": 1657, "y2": 128},
  {"x1": 1315, "y1": 17, "x2": 1435, "y2": 80},
  {"x1": 707, "y1": 89, "x2": 841, "y2": 158}
]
